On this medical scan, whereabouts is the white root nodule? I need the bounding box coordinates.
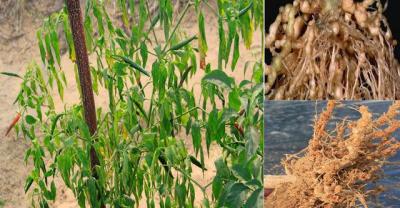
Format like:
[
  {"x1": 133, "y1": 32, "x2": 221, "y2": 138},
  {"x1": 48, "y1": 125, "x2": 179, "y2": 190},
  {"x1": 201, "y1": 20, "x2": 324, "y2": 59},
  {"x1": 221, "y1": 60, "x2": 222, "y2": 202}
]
[{"x1": 265, "y1": 0, "x2": 400, "y2": 100}]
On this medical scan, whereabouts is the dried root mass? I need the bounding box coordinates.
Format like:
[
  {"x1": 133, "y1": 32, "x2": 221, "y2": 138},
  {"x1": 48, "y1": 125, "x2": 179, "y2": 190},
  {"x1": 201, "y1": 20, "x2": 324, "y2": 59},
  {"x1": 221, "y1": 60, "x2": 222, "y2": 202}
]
[
  {"x1": 265, "y1": 0, "x2": 400, "y2": 99},
  {"x1": 266, "y1": 101, "x2": 400, "y2": 207}
]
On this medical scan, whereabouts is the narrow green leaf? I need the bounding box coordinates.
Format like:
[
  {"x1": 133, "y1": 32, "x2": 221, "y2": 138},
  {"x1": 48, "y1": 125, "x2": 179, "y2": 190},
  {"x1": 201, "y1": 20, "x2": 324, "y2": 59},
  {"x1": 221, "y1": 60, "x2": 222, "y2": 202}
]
[
  {"x1": 129, "y1": 0, "x2": 135, "y2": 18},
  {"x1": 39, "y1": 199, "x2": 49, "y2": 208},
  {"x1": 206, "y1": 108, "x2": 218, "y2": 153},
  {"x1": 165, "y1": 196, "x2": 171, "y2": 208},
  {"x1": 169, "y1": 35, "x2": 197, "y2": 51},
  {"x1": 25, "y1": 115, "x2": 37, "y2": 125},
  {"x1": 84, "y1": 14, "x2": 93, "y2": 52},
  {"x1": 212, "y1": 176, "x2": 223, "y2": 199},
  {"x1": 217, "y1": 18, "x2": 226, "y2": 69},
  {"x1": 140, "y1": 42, "x2": 148, "y2": 67},
  {"x1": 225, "y1": 20, "x2": 236, "y2": 66},
  {"x1": 225, "y1": 183, "x2": 250, "y2": 208},
  {"x1": 47, "y1": 181, "x2": 56, "y2": 200},
  {"x1": 191, "y1": 121, "x2": 201, "y2": 154},
  {"x1": 24, "y1": 176, "x2": 34, "y2": 193},
  {"x1": 77, "y1": 188, "x2": 86, "y2": 208},
  {"x1": 118, "y1": 0, "x2": 129, "y2": 28},
  {"x1": 150, "y1": 12, "x2": 160, "y2": 30},
  {"x1": 175, "y1": 183, "x2": 186, "y2": 207},
  {"x1": 239, "y1": 11, "x2": 253, "y2": 49},
  {"x1": 232, "y1": 164, "x2": 252, "y2": 181},
  {"x1": 50, "y1": 66, "x2": 64, "y2": 99},
  {"x1": 189, "y1": 155, "x2": 207, "y2": 171},
  {"x1": 44, "y1": 33, "x2": 54, "y2": 65},
  {"x1": 50, "y1": 114, "x2": 64, "y2": 140},
  {"x1": 0, "y1": 72, "x2": 22, "y2": 79},
  {"x1": 215, "y1": 157, "x2": 230, "y2": 176},
  {"x1": 245, "y1": 126, "x2": 260, "y2": 158},
  {"x1": 87, "y1": 177, "x2": 98, "y2": 208},
  {"x1": 93, "y1": 4, "x2": 104, "y2": 36},
  {"x1": 111, "y1": 55, "x2": 150, "y2": 77},
  {"x1": 198, "y1": 12, "x2": 208, "y2": 56},
  {"x1": 132, "y1": 99, "x2": 149, "y2": 123},
  {"x1": 139, "y1": 0, "x2": 147, "y2": 30},
  {"x1": 62, "y1": 13, "x2": 75, "y2": 61},
  {"x1": 178, "y1": 66, "x2": 193, "y2": 88},
  {"x1": 238, "y1": 1, "x2": 254, "y2": 18},
  {"x1": 243, "y1": 188, "x2": 263, "y2": 208},
  {"x1": 37, "y1": 31, "x2": 46, "y2": 63},
  {"x1": 229, "y1": 88, "x2": 241, "y2": 111},
  {"x1": 50, "y1": 29, "x2": 61, "y2": 65},
  {"x1": 202, "y1": 198, "x2": 211, "y2": 208},
  {"x1": 202, "y1": 70, "x2": 234, "y2": 89},
  {"x1": 231, "y1": 33, "x2": 240, "y2": 71}
]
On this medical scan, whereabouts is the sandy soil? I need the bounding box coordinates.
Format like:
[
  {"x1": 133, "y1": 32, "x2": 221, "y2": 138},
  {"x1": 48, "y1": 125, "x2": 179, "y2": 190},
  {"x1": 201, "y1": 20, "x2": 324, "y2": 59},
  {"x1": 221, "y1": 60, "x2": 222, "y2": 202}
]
[{"x1": 0, "y1": 1, "x2": 262, "y2": 208}]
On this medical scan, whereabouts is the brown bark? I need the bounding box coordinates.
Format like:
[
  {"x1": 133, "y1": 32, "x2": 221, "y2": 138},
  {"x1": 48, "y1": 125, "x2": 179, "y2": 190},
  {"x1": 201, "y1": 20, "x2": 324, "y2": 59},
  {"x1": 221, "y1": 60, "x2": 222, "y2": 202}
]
[{"x1": 65, "y1": 1, "x2": 103, "y2": 207}]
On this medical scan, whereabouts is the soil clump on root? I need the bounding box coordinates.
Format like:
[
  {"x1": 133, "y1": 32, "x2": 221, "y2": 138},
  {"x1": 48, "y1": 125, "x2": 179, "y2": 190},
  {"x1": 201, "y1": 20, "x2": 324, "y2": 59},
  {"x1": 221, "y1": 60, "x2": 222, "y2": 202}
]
[
  {"x1": 265, "y1": 101, "x2": 400, "y2": 207},
  {"x1": 265, "y1": 0, "x2": 400, "y2": 99}
]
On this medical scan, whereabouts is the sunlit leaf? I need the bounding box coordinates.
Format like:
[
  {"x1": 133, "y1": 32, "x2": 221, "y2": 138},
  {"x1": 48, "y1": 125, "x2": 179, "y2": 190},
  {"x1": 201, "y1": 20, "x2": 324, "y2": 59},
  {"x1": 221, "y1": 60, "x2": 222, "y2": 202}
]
[
  {"x1": 217, "y1": 18, "x2": 226, "y2": 69},
  {"x1": 140, "y1": 42, "x2": 148, "y2": 68},
  {"x1": 112, "y1": 55, "x2": 150, "y2": 77},
  {"x1": 50, "y1": 29, "x2": 61, "y2": 66},
  {"x1": 198, "y1": 12, "x2": 208, "y2": 56},
  {"x1": 189, "y1": 155, "x2": 207, "y2": 171},
  {"x1": 37, "y1": 31, "x2": 46, "y2": 64},
  {"x1": 245, "y1": 126, "x2": 260, "y2": 158},
  {"x1": 168, "y1": 35, "x2": 197, "y2": 51},
  {"x1": 24, "y1": 176, "x2": 34, "y2": 193},
  {"x1": 243, "y1": 187, "x2": 263, "y2": 208},
  {"x1": 229, "y1": 88, "x2": 241, "y2": 111},
  {"x1": 202, "y1": 70, "x2": 234, "y2": 89},
  {"x1": 224, "y1": 183, "x2": 250, "y2": 208},
  {"x1": 191, "y1": 121, "x2": 201, "y2": 155},
  {"x1": 238, "y1": 1, "x2": 254, "y2": 18},
  {"x1": 25, "y1": 115, "x2": 37, "y2": 125},
  {"x1": 231, "y1": 33, "x2": 240, "y2": 71}
]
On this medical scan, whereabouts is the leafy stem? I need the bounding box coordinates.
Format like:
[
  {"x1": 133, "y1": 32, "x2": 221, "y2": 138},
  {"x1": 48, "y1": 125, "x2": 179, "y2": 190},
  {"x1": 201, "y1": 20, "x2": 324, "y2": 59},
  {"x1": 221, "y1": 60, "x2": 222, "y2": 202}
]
[
  {"x1": 174, "y1": 166, "x2": 207, "y2": 195},
  {"x1": 161, "y1": 1, "x2": 193, "y2": 54}
]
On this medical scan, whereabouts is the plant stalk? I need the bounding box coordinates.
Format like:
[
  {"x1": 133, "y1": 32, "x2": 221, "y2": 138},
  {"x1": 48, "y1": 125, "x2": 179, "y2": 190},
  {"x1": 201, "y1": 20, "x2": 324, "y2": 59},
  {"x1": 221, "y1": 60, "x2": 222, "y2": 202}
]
[
  {"x1": 161, "y1": 2, "x2": 192, "y2": 53},
  {"x1": 65, "y1": 1, "x2": 104, "y2": 207}
]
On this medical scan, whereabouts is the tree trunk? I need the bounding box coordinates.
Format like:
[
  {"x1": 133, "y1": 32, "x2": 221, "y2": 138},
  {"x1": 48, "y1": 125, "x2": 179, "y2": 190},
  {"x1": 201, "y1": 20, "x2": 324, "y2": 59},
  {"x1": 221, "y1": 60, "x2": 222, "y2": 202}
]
[{"x1": 65, "y1": 1, "x2": 104, "y2": 207}]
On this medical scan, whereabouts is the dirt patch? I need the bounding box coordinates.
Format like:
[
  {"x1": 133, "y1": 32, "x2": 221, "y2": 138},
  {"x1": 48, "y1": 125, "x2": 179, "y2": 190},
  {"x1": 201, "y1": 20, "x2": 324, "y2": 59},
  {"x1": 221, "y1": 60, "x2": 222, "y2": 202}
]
[{"x1": 265, "y1": 101, "x2": 400, "y2": 207}]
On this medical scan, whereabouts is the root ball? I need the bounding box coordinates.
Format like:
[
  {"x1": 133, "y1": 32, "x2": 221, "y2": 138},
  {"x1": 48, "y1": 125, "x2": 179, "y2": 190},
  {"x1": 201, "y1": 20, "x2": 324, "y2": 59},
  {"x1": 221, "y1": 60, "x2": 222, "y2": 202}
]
[
  {"x1": 266, "y1": 0, "x2": 400, "y2": 99},
  {"x1": 265, "y1": 101, "x2": 400, "y2": 207}
]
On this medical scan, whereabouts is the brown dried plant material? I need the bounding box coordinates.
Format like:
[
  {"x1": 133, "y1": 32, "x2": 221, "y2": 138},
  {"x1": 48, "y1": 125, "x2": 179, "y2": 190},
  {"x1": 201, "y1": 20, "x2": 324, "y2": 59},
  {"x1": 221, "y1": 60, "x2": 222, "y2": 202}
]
[
  {"x1": 265, "y1": 101, "x2": 400, "y2": 208},
  {"x1": 265, "y1": 0, "x2": 400, "y2": 99}
]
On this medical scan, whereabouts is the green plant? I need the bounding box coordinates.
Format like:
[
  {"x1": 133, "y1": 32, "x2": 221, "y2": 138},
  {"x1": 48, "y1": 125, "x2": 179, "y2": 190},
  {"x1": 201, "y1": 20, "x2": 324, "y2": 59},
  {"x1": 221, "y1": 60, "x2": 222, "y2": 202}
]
[
  {"x1": 0, "y1": 199, "x2": 5, "y2": 208},
  {"x1": 6, "y1": 0, "x2": 263, "y2": 207}
]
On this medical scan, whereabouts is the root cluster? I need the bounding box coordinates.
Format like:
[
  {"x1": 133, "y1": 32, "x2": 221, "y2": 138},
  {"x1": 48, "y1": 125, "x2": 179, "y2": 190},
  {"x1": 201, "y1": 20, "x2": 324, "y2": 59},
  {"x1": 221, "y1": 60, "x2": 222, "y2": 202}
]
[
  {"x1": 266, "y1": 101, "x2": 400, "y2": 207},
  {"x1": 265, "y1": 0, "x2": 400, "y2": 99}
]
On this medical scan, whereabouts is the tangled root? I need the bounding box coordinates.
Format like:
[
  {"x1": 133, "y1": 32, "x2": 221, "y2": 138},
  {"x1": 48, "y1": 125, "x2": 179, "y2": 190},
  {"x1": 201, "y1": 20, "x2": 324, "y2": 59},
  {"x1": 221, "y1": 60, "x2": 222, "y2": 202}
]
[
  {"x1": 266, "y1": 101, "x2": 400, "y2": 207},
  {"x1": 265, "y1": 0, "x2": 400, "y2": 99}
]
